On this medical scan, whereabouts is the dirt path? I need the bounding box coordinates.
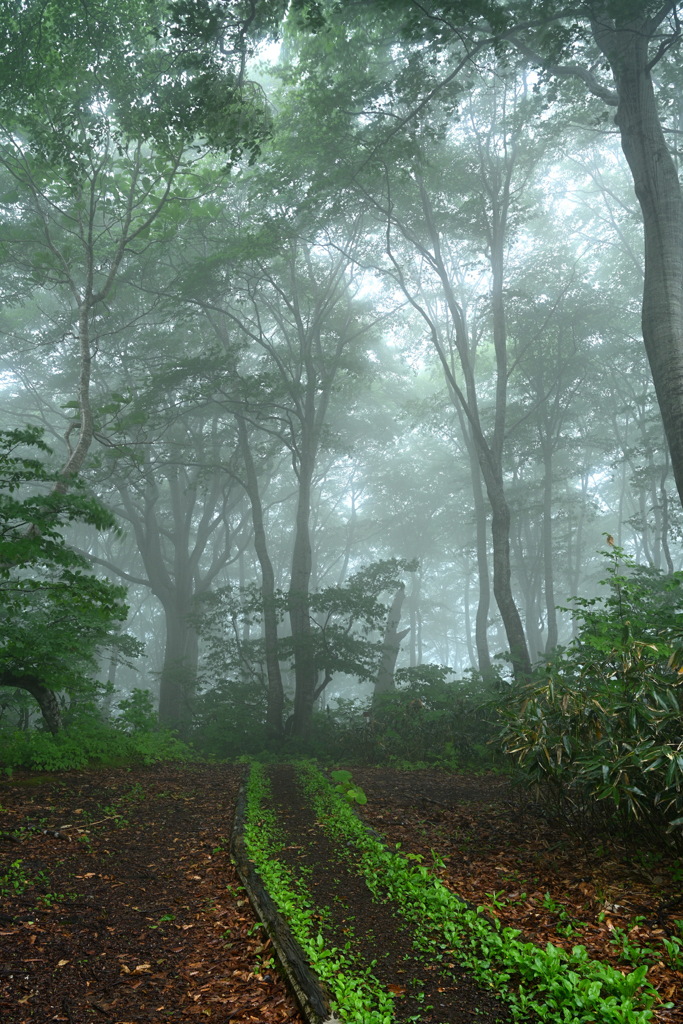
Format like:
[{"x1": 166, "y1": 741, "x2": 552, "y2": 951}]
[
  {"x1": 0, "y1": 764, "x2": 305, "y2": 1024},
  {"x1": 0, "y1": 762, "x2": 681, "y2": 1023},
  {"x1": 352, "y1": 767, "x2": 683, "y2": 1023},
  {"x1": 266, "y1": 764, "x2": 511, "y2": 1024}
]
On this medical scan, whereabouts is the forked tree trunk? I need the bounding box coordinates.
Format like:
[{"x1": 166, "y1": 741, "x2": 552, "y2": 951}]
[{"x1": 374, "y1": 585, "x2": 410, "y2": 697}]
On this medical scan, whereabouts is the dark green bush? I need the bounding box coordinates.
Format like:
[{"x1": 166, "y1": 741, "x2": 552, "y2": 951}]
[
  {"x1": 295, "y1": 669, "x2": 501, "y2": 767},
  {"x1": 0, "y1": 718, "x2": 193, "y2": 772},
  {"x1": 498, "y1": 546, "x2": 683, "y2": 845}
]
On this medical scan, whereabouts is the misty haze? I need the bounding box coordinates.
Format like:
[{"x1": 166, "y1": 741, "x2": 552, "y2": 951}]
[{"x1": 1, "y1": 3, "x2": 682, "y2": 1022}]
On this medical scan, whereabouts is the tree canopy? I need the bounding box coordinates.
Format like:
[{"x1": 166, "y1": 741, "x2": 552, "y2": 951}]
[{"x1": 1, "y1": 0, "x2": 682, "y2": 755}]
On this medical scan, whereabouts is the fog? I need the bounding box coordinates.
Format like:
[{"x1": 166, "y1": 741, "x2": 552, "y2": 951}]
[{"x1": 1, "y1": 1, "x2": 682, "y2": 758}]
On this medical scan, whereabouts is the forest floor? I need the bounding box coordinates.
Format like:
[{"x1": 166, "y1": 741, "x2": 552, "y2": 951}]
[{"x1": 0, "y1": 761, "x2": 680, "y2": 1024}]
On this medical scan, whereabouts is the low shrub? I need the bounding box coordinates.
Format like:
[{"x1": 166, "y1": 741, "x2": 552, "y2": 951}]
[
  {"x1": 0, "y1": 718, "x2": 193, "y2": 772},
  {"x1": 309, "y1": 669, "x2": 501, "y2": 767},
  {"x1": 498, "y1": 545, "x2": 683, "y2": 845}
]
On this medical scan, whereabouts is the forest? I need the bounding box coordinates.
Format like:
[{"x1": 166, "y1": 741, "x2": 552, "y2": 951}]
[{"x1": 1, "y1": 2, "x2": 683, "y2": 1021}]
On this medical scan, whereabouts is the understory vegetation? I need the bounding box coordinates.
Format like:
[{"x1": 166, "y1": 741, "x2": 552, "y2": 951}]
[
  {"x1": 4, "y1": 546, "x2": 683, "y2": 853},
  {"x1": 242, "y1": 760, "x2": 661, "y2": 1024}
]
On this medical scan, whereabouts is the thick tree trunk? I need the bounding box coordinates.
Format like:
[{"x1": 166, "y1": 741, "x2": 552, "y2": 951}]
[
  {"x1": 0, "y1": 674, "x2": 62, "y2": 734},
  {"x1": 374, "y1": 585, "x2": 410, "y2": 697},
  {"x1": 593, "y1": 12, "x2": 683, "y2": 507},
  {"x1": 157, "y1": 598, "x2": 198, "y2": 734},
  {"x1": 237, "y1": 416, "x2": 284, "y2": 739}
]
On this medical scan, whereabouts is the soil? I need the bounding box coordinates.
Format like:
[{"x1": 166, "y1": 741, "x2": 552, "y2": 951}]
[
  {"x1": 0, "y1": 762, "x2": 681, "y2": 1024},
  {"x1": 267, "y1": 764, "x2": 512, "y2": 1024},
  {"x1": 0, "y1": 763, "x2": 303, "y2": 1024},
  {"x1": 352, "y1": 767, "x2": 683, "y2": 1024}
]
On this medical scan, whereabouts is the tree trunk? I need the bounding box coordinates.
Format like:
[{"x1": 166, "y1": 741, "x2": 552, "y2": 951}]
[
  {"x1": 57, "y1": 300, "x2": 95, "y2": 487},
  {"x1": 408, "y1": 572, "x2": 421, "y2": 667},
  {"x1": 237, "y1": 415, "x2": 284, "y2": 739},
  {"x1": 374, "y1": 585, "x2": 410, "y2": 697},
  {"x1": 288, "y1": 443, "x2": 317, "y2": 737},
  {"x1": 592, "y1": 12, "x2": 683, "y2": 507},
  {"x1": 542, "y1": 439, "x2": 558, "y2": 654},
  {"x1": 414, "y1": 169, "x2": 531, "y2": 683},
  {"x1": 487, "y1": 480, "x2": 533, "y2": 679},
  {"x1": 157, "y1": 598, "x2": 198, "y2": 734},
  {"x1": 0, "y1": 674, "x2": 62, "y2": 734},
  {"x1": 470, "y1": 445, "x2": 493, "y2": 676}
]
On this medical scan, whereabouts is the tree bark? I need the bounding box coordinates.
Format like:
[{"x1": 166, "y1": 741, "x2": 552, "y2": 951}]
[
  {"x1": 487, "y1": 480, "x2": 532, "y2": 678},
  {"x1": 288, "y1": 439, "x2": 317, "y2": 737},
  {"x1": 402, "y1": 160, "x2": 532, "y2": 683},
  {"x1": 591, "y1": 10, "x2": 683, "y2": 507},
  {"x1": 0, "y1": 674, "x2": 62, "y2": 734},
  {"x1": 541, "y1": 437, "x2": 558, "y2": 654},
  {"x1": 374, "y1": 584, "x2": 410, "y2": 697},
  {"x1": 236, "y1": 414, "x2": 284, "y2": 739},
  {"x1": 157, "y1": 596, "x2": 198, "y2": 734}
]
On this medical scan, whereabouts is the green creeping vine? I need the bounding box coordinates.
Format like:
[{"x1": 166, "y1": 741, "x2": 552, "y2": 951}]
[
  {"x1": 297, "y1": 762, "x2": 661, "y2": 1024},
  {"x1": 242, "y1": 762, "x2": 395, "y2": 1024}
]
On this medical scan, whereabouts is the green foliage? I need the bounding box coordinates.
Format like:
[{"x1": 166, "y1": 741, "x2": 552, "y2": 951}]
[
  {"x1": 0, "y1": 860, "x2": 32, "y2": 897},
  {"x1": 243, "y1": 761, "x2": 396, "y2": 1024},
  {"x1": 192, "y1": 559, "x2": 422, "y2": 758},
  {"x1": 332, "y1": 671, "x2": 500, "y2": 767},
  {"x1": 196, "y1": 559, "x2": 418, "y2": 702},
  {"x1": 0, "y1": 0, "x2": 274, "y2": 164},
  {"x1": 329, "y1": 769, "x2": 367, "y2": 805},
  {"x1": 299, "y1": 761, "x2": 660, "y2": 1024},
  {"x1": 0, "y1": 719, "x2": 193, "y2": 772},
  {"x1": 498, "y1": 546, "x2": 683, "y2": 845},
  {"x1": 115, "y1": 689, "x2": 158, "y2": 733},
  {"x1": 0, "y1": 427, "x2": 140, "y2": 710},
  {"x1": 191, "y1": 675, "x2": 272, "y2": 759}
]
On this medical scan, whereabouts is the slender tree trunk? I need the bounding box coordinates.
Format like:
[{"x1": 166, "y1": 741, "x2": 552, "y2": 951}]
[
  {"x1": 463, "y1": 564, "x2": 475, "y2": 668},
  {"x1": 415, "y1": 173, "x2": 531, "y2": 682},
  {"x1": 236, "y1": 415, "x2": 284, "y2": 739},
  {"x1": 454, "y1": 400, "x2": 493, "y2": 675},
  {"x1": 470, "y1": 450, "x2": 493, "y2": 675},
  {"x1": 660, "y1": 454, "x2": 675, "y2": 574},
  {"x1": 289, "y1": 442, "x2": 317, "y2": 737},
  {"x1": 408, "y1": 572, "x2": 421, "y2": 667},
  {"x1": 486, "y1": 474, "x2": 532, "y2": 679},
  {"x1": 542, "y1": 440, "x2": 558, "y2": 653},
  {"x1": 58, "y1": 301, "x2": 95, "y2": 485}
]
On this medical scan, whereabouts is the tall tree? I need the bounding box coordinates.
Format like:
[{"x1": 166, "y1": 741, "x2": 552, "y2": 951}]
[
  {"x1": 350, "y1": 0, "x2": 683, "y2": 505},
  {"x1": 0, "y1": 0, "x2": 274, "y2": 484}
]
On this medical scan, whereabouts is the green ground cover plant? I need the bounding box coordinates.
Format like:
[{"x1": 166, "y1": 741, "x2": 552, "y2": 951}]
[
  {"x1": 242, "y1": 761, "x2": 396, "y2": 1024},
  {"x1": 297, "y1": 762, "x2": 662, "y2": 1024}
]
